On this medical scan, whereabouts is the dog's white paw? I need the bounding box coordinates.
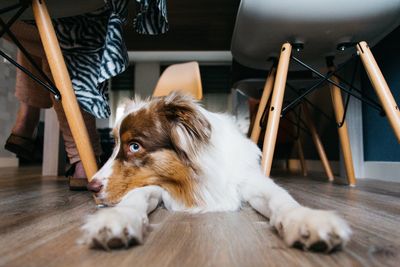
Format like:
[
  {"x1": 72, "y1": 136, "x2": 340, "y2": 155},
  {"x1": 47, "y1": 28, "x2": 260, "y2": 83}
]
[
  {"x1": 79, "y1": 207, "x2": 147, "y2": 250},
  {"x1": 271, "y1": 207, "x2": 352, "y2": 253}
]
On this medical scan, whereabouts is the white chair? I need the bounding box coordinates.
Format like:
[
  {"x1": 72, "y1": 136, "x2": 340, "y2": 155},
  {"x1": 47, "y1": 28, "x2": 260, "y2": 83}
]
[
  {"x1": 0, "y1": 0, "x2": 105, "y2": 179},
  {"x1": 231, "y1": 0, "x2": 400, "y2": 185}
]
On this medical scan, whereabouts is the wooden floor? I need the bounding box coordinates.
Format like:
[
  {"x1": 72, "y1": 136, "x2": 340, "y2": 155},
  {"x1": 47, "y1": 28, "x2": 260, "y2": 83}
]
[{"x1": 0, "y1": 167, "x2": 399, "y2": 267}]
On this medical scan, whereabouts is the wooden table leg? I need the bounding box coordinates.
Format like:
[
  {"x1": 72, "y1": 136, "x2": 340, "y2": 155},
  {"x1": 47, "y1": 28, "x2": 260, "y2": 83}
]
[
  {"x1": 302, "y1": 103, "x2": 335, "y2": 181},
  {"x1": 328, "y1": 65, "x2": 356, "y2": 186},
  {"x1": 261, "y1": 43, "x2": 292, "y2": 176},
  {"x1": 32, "y1": 0, "x2": 98, "y2": 181},
  {"x1": 357, "y1": 41, "x2": 400, "y2": 142},
  {"x1": 250, "y1": 67, "x2": 276, "y2": 143}
]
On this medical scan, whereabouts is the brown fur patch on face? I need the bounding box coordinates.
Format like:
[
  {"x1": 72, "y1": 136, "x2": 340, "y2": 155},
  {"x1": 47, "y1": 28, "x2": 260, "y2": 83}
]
[
  {"x1": 102, "y1": 92, "x2": 211, "y2": 207},
  {"x1": 105, "y1": 150, "x2": 199, "y2": 206}
]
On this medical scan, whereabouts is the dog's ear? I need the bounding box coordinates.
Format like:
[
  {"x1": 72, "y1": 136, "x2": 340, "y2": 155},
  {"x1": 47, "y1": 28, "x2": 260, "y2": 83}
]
[{"x1": 162, "y1": 92, "x2": 211, "y2": 165}]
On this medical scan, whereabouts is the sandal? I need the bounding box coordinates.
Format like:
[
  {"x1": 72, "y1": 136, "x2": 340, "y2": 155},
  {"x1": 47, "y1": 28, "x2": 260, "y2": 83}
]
[
  {"x1": 66, "y1": 162, "x2": 88, "y2": 191},
  {"x1": 4, "y1": 133, "x2": 35, "y2": 161}
]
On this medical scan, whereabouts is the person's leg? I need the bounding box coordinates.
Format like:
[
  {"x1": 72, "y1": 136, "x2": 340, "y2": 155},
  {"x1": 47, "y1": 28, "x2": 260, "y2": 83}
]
[
  {"x1": 11, "y1": 102, "x2": 40, "y2": 139},
  {"x1": 6, "y1": 21, "x2": 52, "y2": 147},
  {"x1": 5, "y1": 49, "x2": 53, "y2": 160},
  {"x1": 5, "y1": 101, "x2": 38, "y2": 159},
  {"x1": 52, "y1": 98, "x2": 102, "y2": 179},
  {"x1": 13, "y1": 50, "x2": 53, "y2": 135}
]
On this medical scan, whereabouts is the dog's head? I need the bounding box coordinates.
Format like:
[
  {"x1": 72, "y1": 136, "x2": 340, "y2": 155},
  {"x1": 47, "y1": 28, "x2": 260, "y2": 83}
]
[{"x1": 88, "y1": 92, "x2": 211, "y2": 206}]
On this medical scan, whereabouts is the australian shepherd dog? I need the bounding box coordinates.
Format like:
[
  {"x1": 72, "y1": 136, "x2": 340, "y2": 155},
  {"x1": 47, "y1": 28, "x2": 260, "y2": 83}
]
[{"x1": 81, "y1": 92, "x2": 351, "y2": 252}]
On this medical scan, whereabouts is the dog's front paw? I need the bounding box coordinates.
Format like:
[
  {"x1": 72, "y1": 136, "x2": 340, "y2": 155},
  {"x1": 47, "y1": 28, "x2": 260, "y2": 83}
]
[
  {"x1": 79, "y1": 207, "x2": 147, "y2": 250},
  {"x1": 271, "y1": 207, "x2": 352, "y2": 253}
]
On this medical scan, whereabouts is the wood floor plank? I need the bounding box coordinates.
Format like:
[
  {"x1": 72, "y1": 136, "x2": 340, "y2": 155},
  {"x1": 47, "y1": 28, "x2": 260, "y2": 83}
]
[{"x1": 0, "y1": 167, "x2": 399, "y2": 267}]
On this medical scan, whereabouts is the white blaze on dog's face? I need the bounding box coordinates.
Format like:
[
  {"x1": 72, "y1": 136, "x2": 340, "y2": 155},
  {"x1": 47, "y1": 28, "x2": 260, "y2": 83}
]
[{"x1": 92, "y1": 92, "x2": 211, "y2": 207}]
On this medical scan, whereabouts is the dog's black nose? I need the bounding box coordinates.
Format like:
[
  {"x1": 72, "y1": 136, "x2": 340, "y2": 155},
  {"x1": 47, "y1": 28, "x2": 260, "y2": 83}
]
[{"x1": 87, "y1": 178, "x2": 103, "y2": 193}]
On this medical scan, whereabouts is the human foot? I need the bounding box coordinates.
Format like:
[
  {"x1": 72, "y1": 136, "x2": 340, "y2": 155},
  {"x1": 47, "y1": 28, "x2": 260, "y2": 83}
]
[
  {"x1": 68, "y1": 161, "x2": 88, "y2": 191},
  {"x1": 5, "y1": 104, "x2": 39, "y2": 160},
  {"x1": 4, "y1": 134, "x2": 35, "y2": 161}
]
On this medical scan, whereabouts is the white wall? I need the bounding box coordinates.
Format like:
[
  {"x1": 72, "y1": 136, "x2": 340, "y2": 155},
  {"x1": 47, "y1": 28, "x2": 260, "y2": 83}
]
[{"x1": 134, "y1": 62, "x2": 160, "y2": 98}]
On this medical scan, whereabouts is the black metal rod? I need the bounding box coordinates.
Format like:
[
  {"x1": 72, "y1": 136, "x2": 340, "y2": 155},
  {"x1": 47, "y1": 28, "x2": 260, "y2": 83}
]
[
  {"x1": 339, "y1": 90, "x2": 351, "y2": 128},
  {"x1": 260, "y1": 104, "x2": 312, "y2": 137},
  {"x1": 290, "y1": 55, "x2": 383, "y2": 113},
  {"x1": 282, "y1": 72, "x2": 334, "y2": 115},
  {"x1": 333, "y1": 74, "x2": 364, "y2": 95},
  {"x1": 0, "y1": 5, "x2": 28, "y2": 38},
  {"x1": 0, "y1": 19, "x2": 60, "y2": 94},
  {"x1": 0, "y1": 3, "x2": 61, "y2": 99},
  {"x1": 281, "y1": 56, "x2": 356, "y2": 116},
  {"x1": 328, "y1": 57, "x2": 383, "y2": 111},
  {"x1": 338, "y1": 58, "x2": 359, "y2": 127},
  {"x1": 0, "y1": 50, "x2": 61, "y2": 97},
  {"x1": 334, "y1": 73, "x2": 383, "y2": 112},
  {"x1": 286, "y1": 82, "x2": 335, "y2": 122},
  {"x1": 0, "y1": 3, "x2": 22, "y2": 14},
  {"x1": 281, "y1": 115, "x2": 311, "y2": 136}
]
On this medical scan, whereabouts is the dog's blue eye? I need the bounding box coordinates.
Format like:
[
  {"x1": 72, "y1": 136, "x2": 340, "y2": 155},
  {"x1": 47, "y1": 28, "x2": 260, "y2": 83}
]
[{"x1": 129, "y1": 143, "x2": 140, "y2": 153}]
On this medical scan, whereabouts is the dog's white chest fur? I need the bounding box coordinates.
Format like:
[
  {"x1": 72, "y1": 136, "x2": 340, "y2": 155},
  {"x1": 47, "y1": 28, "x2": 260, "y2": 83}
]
[{"x1": 166, "y1": 108, "x2": 262, "y2": 213}]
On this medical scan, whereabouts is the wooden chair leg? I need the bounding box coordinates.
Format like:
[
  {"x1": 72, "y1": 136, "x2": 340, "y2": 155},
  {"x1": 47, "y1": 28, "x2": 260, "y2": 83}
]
[
  {"x1": 286, "y1": 111, "x2": 307, "y2": 176},
  {"x1": 261, "y1": 43, "x2": 292, "y2": 176},
  {"x1": 296, "y1": 138, "x2": 307, "y2": 177},
  {"x1": 328, "y1": 66, "x2": 356, "y2": 186},
  {"x1": 32, "y1": 0, "x2": 98, "y2": 181},
  {"x1": 302, "y1": 103, "x2": 334, "y2": 181},
  {"x1": 250, "y1": 67, "x2": 276, "y2": 143},
  {"x1": 357, "y1": 41, "x2": 400, "y2": 142}
]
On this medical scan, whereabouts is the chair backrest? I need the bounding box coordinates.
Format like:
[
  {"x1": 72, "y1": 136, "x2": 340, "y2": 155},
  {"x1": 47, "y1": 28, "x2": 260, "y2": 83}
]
[
  {"x1": 153, "y1": 61, "x2": 203, "y2": 100},
  {"x1": 0, "y1": 0, "x2": 105, "y2": 20}
]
